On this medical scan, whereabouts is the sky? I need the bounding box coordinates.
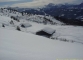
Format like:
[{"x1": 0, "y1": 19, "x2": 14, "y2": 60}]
[{"x1": 0, "y1": 0, "x2": 83, "y2": 8}]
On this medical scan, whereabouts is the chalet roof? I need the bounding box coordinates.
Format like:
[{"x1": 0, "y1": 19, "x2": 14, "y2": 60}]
[
  {"x1": 42, "y1": 27, "x2": 55, "y2": 34},
  {"x1": 20, "y1": 23, "x2": 32, "y2": 27}
]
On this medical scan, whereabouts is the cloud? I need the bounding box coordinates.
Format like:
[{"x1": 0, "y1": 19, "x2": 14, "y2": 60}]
[
  {"x1": 1, "y1": 0, "x2": 83, "y2": 8},
  {"x1": 11, "y1": 0, "x2": 83, "y2": 8},
  {"x1": 0, "y1": 0, "x2": 19, "y2": 2},
  {"x1": 0, "y1": 0, "x2": 29, "y2": 7}
]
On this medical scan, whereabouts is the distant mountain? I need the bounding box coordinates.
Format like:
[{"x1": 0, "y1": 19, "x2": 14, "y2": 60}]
[
  {"x1": 79, "y1": 2, "x2": 83, "y2": 6},
  {"x1": 6, "y1": 2, "x2": 83, "y2": 26},
  {"x1": 11, "y1": 3, "x2": 83, "y2": 18}
]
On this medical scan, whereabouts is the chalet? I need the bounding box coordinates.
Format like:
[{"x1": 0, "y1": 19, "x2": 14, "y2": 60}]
[
  {"x1": 36, "y1": 27, "x2": 55, "y2": 38},
  {"x1": 20, "y1": 23, "x2": 32, "y2": 28}
]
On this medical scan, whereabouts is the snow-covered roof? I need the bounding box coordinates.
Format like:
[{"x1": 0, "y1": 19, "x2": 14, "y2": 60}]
[
  {"x1": 20, "y1": 23, "x2": 32, "y2": 27},
  {"x1": 42, "y1": 27, "x2": 55, "y2": 34}
]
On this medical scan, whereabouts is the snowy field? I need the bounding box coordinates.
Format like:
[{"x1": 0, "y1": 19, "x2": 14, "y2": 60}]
[
  {"x1": 0, "y1": 15, "x2": 83, "y2": 44},
  {"x1": 0, "y1": 9, "x2": 83, "y2": 60},
  {"x1": 0, "y1": 28, "x2": 83, "y2": 60}
]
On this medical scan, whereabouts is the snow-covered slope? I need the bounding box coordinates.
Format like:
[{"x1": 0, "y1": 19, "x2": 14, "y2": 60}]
[
  {"x1": 26, "y1": 15, "x2": 63, "y2": 25},
  {"x1": 0, "y1": 8, "x2": 83, "y2": 60},
  {"x1": 0, "y1": 15, "x2": 11, "y2": 25},
  {"x1": 0, "y1": 28, "x2": 83, "y2": 60},
  {"x1": 0, "y1": 8, "x2": 64, "y2": 25},
  {"x1": 0, "y1": 15, "x2": 83, "y2": 44},
  {"x1": 26, "y1": 23, "x2": 83, "y2": 44}
]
